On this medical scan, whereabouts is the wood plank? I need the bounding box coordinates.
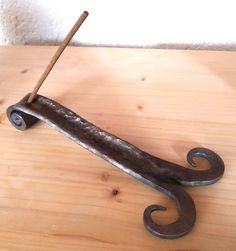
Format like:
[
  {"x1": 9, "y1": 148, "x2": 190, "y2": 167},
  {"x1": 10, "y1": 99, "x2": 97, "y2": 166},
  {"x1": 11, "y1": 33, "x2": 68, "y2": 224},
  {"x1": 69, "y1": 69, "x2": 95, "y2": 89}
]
[{"x1": 0, "y1": 46, "x2": 236, "y2": 250}]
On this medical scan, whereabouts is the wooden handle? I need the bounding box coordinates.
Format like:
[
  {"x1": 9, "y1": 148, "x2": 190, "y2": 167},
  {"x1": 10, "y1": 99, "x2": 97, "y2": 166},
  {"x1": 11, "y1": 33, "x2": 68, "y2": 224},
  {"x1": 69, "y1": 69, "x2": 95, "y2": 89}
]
[{"x1": 27, "y1": 11, "x2": 89, "y2": 103}]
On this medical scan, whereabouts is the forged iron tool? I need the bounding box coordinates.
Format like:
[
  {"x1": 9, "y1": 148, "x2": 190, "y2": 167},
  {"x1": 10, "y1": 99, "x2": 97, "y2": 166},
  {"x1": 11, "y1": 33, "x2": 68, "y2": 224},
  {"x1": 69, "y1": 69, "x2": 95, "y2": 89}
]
[{"x1": 7, "y1": 93, "x2": 225, "y2": 239}]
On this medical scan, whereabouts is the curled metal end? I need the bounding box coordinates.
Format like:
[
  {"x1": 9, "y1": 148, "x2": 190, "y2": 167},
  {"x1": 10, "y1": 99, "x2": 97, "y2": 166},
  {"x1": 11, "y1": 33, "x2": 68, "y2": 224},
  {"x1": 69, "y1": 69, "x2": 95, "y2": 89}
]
[
  {"x1": 7, "y1": 94, "x2": 39, "y2": 131},
  {"x1": 7, "y1": 109, "x2": 38, "y2": 131},
  {"x1": 183, "y1": 147, "x2": 225, "y2": 186},
  {"x1": 143, "y1": 182, "x2": 196, "y2": 239},
  {"x1": 154, "y1": 147, "x2": 224, "y2": 187}
]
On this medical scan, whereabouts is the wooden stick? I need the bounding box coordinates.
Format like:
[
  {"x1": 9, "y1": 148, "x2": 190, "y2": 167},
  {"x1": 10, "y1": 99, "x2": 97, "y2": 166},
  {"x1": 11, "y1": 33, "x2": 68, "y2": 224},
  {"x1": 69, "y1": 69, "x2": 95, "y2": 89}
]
[{"x1": 27, "y1": 11, "x2": 89, "y2": 103}]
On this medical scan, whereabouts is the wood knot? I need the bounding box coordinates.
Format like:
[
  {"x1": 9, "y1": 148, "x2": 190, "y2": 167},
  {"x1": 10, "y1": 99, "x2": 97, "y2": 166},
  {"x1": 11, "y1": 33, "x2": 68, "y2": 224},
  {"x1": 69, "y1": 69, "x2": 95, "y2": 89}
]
[
  {"x1": 141, "y1": 77, "x2": 146, "y2": 81},
  {"x1": 20, "y1": 69, "x2": 29, "y2": 74},
  {"x1": 101, "y1": 171, "x2": 110, "y2": 182},
  {"x1": 111, "y1": 188, "x2": 120, "y2": 197},
  {"x1": 137, "y1": 104, "x2": 143, "y2": 110}
]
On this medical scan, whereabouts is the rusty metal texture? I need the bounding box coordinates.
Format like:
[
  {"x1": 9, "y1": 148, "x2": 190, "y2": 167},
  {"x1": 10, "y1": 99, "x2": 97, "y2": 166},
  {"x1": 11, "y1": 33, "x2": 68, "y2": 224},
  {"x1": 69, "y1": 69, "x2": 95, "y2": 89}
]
[{"x1": 7, "y1": 94, "x2": 225, "y2": 239}]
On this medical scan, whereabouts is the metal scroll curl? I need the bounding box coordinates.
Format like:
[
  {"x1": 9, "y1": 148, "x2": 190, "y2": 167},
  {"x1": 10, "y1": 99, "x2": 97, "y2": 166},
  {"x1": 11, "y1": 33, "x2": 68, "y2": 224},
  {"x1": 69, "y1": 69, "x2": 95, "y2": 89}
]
[{"x1": 7, "y1": 94, "x2": 225, "y2": 239}]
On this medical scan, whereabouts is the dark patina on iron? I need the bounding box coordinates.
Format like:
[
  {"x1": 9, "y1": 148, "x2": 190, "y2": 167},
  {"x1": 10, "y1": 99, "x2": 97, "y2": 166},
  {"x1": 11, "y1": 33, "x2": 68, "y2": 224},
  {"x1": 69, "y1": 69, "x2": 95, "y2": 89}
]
[{"x1": 7, "y1": 94, "x2": 225, "y2": 239}]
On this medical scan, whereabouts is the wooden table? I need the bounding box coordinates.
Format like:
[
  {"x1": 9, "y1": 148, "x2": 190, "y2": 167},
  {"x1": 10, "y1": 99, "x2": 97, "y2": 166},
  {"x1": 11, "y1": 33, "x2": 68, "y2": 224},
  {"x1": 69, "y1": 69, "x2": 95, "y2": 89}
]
[{"x1": 0, "y1": 46, "x2": 235, "y2": 251}]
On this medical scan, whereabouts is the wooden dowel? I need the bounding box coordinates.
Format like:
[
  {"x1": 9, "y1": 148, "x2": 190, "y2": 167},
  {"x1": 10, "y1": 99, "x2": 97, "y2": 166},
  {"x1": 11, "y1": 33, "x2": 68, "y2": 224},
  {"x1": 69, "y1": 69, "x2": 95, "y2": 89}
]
[{"x1": 27, "y1": 11, "x2": 89, "y2": 103}]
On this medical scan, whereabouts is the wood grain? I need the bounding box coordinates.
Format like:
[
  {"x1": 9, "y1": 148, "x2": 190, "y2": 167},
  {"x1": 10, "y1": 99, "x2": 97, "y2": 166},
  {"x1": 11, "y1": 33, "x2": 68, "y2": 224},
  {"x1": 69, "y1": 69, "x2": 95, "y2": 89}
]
[{"x1": 0, "y1": 46, "x2": 236, "y2": 251}]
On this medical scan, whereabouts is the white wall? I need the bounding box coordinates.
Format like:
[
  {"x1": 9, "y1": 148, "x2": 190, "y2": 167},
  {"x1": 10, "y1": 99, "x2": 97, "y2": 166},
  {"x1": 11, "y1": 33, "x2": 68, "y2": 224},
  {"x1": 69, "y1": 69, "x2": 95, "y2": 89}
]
[{"x1": 0, "y1": 0, "x2": 236, "y2": 50}]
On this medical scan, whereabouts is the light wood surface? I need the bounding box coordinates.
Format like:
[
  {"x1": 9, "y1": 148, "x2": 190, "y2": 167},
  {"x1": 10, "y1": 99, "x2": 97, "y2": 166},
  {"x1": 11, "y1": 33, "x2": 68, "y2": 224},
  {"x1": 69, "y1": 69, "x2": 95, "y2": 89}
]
[{"x1": 0, "y1": 46, "x2": 236, "y2": 251}]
